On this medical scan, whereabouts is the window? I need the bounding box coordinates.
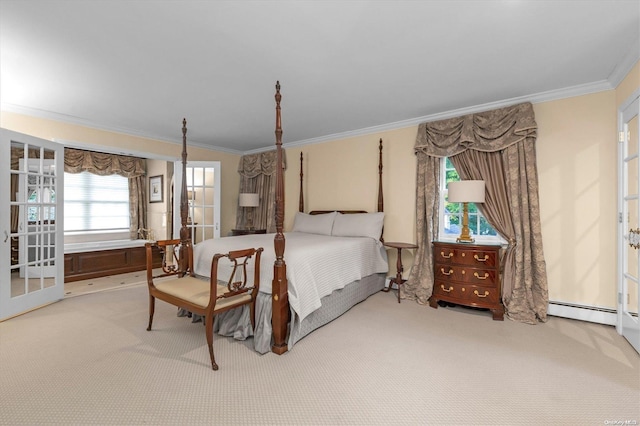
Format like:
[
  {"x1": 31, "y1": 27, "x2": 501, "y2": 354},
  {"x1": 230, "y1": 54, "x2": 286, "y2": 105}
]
[
  {"x1": 64, "y1": 172, "x2": 130, "y2": 233},
  {"x1": 440, "y1": 158, "x2": 502, "y2": 242}
]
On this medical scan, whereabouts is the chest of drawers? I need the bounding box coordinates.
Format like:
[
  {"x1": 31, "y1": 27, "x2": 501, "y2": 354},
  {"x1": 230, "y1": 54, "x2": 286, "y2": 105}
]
[{"x1": 430, "y1": 241, "x2": 504, "y2": 320}]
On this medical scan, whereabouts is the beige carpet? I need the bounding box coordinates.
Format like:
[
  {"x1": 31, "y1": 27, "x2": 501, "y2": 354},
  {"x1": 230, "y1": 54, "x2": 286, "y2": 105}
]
[{"x1": 0, "y1": 284, "x2": 638, "y2": 425}]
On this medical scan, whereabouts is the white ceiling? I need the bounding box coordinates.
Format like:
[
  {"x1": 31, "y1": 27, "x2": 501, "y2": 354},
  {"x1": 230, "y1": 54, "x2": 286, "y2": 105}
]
[{"x1": 1, "y1": 1, "x2": 639, "y2": 154}]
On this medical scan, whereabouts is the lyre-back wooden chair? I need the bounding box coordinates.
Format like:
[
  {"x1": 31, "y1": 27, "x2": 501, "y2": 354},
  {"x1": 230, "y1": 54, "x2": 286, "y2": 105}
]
[{"x1": 145, "y1": 239, "x2": 263, "y2": 370}]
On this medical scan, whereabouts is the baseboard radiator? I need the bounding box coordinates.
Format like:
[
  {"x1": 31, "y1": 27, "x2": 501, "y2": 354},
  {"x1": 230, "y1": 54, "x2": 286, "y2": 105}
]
[
  {"x1": 383, "y1": 283, "x2": 618, "y2": 326},
  {"x1": 547, "y1": 301, "x2": 617, "y2": 326}
]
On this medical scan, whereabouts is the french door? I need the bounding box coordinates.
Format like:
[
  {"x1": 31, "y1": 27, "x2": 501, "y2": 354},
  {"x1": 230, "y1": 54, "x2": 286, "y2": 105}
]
[
  {"x1": 173, "y1": 161, "x2": 221, "y2": 243},
  {"x1": 1, "y1": 130, "x2": 64, "y2": 321},
  {"x1": 618, "y1": 92, "x2": 640, "y2": 354}
]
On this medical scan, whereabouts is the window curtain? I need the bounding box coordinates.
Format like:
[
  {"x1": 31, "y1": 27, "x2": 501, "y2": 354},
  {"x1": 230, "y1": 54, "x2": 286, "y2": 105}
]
[
  {"x1": 236, "y1": 150, "x2": 286, "y2": 233},
  {"x1": 407, "y1": 102, "x2": 548, "y2": 324},
  {"x1": 64, "y1": 148, "x2": 147, "y2": 239}
]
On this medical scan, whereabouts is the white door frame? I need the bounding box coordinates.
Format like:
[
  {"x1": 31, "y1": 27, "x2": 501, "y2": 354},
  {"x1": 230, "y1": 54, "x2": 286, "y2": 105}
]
[
  {"x1": 1, "y1": 129, "x2": 64, "y2": 321},
  {"x1": 617, "y1": 89, "x2": 640, "y2": 354}
]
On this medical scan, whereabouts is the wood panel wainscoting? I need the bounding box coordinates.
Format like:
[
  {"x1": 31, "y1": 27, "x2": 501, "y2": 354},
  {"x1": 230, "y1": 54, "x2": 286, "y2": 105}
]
[{"x1": 64, "y1": 246, "x2": 163, "y2": 283}]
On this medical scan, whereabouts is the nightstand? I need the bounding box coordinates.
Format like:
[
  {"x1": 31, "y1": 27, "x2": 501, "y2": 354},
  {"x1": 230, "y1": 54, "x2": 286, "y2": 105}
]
[
  {"x1": 382, "y1": 241, "x2": 418, "y2": 303},
  {"x1": 231, "y1": 228, "x2": 267, "y2": 236},
  {"x1": 430, "y1": 241, "x2": 504, "y2": 320}
]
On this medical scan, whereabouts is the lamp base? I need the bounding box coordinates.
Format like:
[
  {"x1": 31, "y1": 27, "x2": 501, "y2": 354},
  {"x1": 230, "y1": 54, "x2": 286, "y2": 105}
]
[
  {"x1": 456, "y1": 202, "x2": 475, "y2": 243},
  {"x1": 456, "y1": 236, "x2": 475, "y2": 243}
]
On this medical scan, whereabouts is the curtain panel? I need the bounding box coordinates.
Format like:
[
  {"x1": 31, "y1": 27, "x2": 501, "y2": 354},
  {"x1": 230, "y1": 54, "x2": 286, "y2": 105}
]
[
  {"x1": 236, "y1": 150, "x2": 286, "y2": 233},
  {"x1": 408, "y1": 102, "x2": 548, "y2": 324},
  {"x1": 64, "y1": 148, "x2": 147, "y2": 239}
]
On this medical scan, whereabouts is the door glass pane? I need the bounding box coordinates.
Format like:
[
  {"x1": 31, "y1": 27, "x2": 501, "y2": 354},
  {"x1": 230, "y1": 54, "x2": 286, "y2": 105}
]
[
  {"x1": 205, "y1": 167, "x2": 215, "y2": 186},
  {"x1": 192, "y1": 167, "x2": 204, "y2": 186},
  {"x1": 203, "y1": 226, "x2": 214, "y2": 241},
  {"x1": 204, "y1": 185, "x2": 214, "y2": 205},
  {"x1": 203, "y1": 207, "x2": 214, "y2": 227},
  {"x1": 192, "y1": 206, "x2": 203, "y2": 227},
  {"x1": 626, "y1": 239, "x2": 638, "y2": 281}
]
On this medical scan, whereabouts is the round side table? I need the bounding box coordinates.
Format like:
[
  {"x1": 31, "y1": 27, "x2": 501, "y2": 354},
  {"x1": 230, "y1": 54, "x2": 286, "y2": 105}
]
[{"x1": 382, "y1": 241, "x2": 418, "y2": 303}]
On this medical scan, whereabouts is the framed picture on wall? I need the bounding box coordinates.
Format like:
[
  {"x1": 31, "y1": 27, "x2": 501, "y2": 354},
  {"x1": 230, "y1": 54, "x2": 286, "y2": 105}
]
[{"x1": 149, "y1": 175, "x2": 163, "y2": 203}]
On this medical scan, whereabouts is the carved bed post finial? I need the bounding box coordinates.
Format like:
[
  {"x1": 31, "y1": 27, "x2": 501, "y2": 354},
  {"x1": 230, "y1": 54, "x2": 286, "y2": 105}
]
[
  {"x1": 378, "y1": 138, "x2": 384, "y2": 213},
  {"x1": 179, "y1": 118, "x2": 191, "y2": 273},
  {"x1": 272, "y1": 81, "x2": 289, "y2": 355},
  {"x1": 299, "y1": 152, "x2": 304, "y2": 213}
]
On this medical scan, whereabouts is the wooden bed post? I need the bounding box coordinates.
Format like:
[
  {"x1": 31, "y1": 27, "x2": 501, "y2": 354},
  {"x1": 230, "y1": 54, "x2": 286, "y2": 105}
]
[
  {"x1": 179, "y1": 118, "x2": 192, "y2": 273},
  {"x1": 299, "y1": 152, "x2": 304, "y2": 213},
  {"x1": 272, "y1": 81, "x2": 289, "y2": 354},
  {"x1": 378, "y1": 138, "x2": 384, "y2": 213}
]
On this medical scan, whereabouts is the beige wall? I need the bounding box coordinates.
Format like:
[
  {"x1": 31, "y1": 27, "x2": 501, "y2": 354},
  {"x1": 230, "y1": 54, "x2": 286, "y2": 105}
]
[
  {"x1": 146, "y1": 158, "x2": 172, "y2": 241},
  {"x1": 283, "y1": 127, "x2": 418, "y2": 277},
  {"x1": 616, "y1": 61, "x2": 639, "y2": 106},
  {"x1": 3, "y1": 59, "x2": 638, "y2": 311},
  {"x1": 535, "y1": 91, "x2": 617, "y2": 307},
  {"x1": 282, "y1": 61, "x2": 639, "y2": 310},
  {"x1": 0, "y1": 112, "x2": 241, "y2": 236}
]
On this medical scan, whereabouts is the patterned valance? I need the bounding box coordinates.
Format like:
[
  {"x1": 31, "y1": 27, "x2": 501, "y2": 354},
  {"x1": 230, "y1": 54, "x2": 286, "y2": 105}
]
[
  {"x1": 237, "y1": 150, "x2": 286, "y2": 178},
  {"x1": 64, "y1": 148, "x2": 146, "y2": 177},
  {"x1": 10, "y1": 147, "x2": 55, "y2": 169},
  {"x1": 414, "y1": 102, "x2": 537, "y2": 157}
]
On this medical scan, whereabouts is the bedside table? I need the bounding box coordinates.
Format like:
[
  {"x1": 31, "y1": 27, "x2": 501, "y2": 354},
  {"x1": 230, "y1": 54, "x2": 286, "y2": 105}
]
[
  {"x1": 231, "y1": 228, "x2": 267, "y2": 236},
  {"x1": 430, "y1": 241, "x2": 504, "y2": 320},
  {"x1": 382, "y1": 241, "x2": 418, "y2": 303}
]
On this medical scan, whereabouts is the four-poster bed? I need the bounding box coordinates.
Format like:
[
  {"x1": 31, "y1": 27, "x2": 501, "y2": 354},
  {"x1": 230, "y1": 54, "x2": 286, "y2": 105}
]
[{"x1": 176, "y1": 82, "x2": 387, "y2": 355}]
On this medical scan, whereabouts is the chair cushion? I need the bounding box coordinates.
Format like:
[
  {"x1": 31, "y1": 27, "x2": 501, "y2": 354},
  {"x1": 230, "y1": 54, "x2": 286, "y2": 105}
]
[{"x1": 155, "y1": 276, "x2": 252, "y2": 310}]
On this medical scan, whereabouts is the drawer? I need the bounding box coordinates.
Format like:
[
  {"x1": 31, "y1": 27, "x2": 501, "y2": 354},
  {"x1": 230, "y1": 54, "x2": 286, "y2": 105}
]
[
  {"x1": 433, "y1": 281, "x2": 465, "y2": 299},
  {"x1": 433, "y1": 281, "x2": 501, "y2": 306},
  {"x1": 433, "y1": 246, "x2": 499, "y2": 268},
  {"x1": 459, "y1": 284, "x2": 501, "y2": 306},
  {"x1": 461, "y1": 267, "x2": 497, "y2": 284},
  {"x1": 455, "y1": 249, "x2": 498, "y2": 268},
  {"x1": 434, "y1": 264, "x2": 461, "y2": 281},
  {"x1": 434, "y1": 264, "x2": 498, "y2": 284},
  {"x1": 434, "y1": 247, "x2": 457, "y2": 265}
]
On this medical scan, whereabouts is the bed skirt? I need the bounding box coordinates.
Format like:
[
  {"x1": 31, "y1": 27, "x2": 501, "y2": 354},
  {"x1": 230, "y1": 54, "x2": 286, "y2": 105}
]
[{"x1": 178, "y1": 273, "x2": 386, "y2": 354}]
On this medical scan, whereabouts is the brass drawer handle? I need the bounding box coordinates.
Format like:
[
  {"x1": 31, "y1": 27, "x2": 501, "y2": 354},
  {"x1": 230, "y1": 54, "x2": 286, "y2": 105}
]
[
  {"x1": 474, "y1": 272, "x2": 489, "y2": 280},
  {"x1": 440, "y1": 268, "x2": 453, "y2": 276},
  {"x1": 474, "y1": 290, "x2": 489, "y2": 298},
  {"x1": 474, "y1": 254, "x2": 489, "y2": 262},
  {"x1": 440, "y1": 285, "x2": 454, "y2": 293},
  {"x1": 440, "y1": 251, "x2": 453, "y2": 259}
]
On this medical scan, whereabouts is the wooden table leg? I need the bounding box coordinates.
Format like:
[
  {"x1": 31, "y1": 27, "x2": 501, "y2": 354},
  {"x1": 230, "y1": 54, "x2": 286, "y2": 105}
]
[{"x1": 394, "y1": 247, "x2": 404, "y2": 303}]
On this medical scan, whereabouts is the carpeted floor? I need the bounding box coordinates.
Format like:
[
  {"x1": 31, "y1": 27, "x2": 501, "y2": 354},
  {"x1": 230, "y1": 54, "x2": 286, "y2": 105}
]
[
  {"x1": 63, "y1": 269, "x2": 157, "y2": 297},
  {"x1": 0, "y1": 283, "x2": 638, "y2": 425}
]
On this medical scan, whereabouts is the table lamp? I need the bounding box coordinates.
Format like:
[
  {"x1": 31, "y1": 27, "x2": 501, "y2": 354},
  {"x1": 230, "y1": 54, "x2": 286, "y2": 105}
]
[
  {"x1": 239, "y1": 193, "x2": 260, "y2": 230},
  {"x1": 447, "y1": 180, "x2": 485, "y2": 243}
]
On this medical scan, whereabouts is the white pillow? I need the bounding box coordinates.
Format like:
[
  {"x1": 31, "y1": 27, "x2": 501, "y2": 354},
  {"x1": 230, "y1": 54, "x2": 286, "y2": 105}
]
[
  {"x1": 331, "y1": 212, "x2": 384, "y2": 240},
  {"x1": 291, "y1": 211, "x2": 337, "y2": 235}
]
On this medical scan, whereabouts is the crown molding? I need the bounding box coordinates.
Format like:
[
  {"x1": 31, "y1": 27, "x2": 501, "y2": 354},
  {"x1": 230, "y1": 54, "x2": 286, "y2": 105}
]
[
  {"x1": 280, "y1": 79, "x2": 614, "y2": 151},
  {"x1": 0, "y1": 102, "x2": 243, "y2": 156},
  {"x1": 1, "y1": 73, "x2": 625, "y2": 157},
  {"x1": 608, "y1": 41, "x2": 640, "y2": 89}
]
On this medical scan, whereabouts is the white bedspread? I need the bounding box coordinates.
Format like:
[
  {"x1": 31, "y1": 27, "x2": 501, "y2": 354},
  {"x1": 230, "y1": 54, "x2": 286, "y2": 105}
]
[{"x1": 192, "y1": 232, "x2": 388, "y2": 322}]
